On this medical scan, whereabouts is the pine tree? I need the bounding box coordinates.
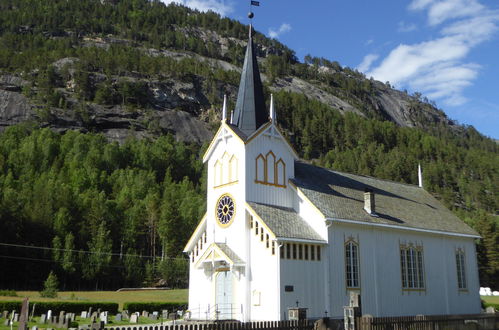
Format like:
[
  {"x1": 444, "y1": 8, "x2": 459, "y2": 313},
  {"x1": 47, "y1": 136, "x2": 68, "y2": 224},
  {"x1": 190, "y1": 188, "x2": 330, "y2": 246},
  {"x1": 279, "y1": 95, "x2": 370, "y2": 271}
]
[{"x1": 40, "y1": 271, "x2": 59, "y2": 298}]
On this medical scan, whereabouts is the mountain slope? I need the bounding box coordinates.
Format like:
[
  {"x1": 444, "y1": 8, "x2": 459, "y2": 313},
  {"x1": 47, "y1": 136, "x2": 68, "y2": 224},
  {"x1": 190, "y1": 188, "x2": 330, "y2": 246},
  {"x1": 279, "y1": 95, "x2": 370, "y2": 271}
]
[{"x1": 0, "y1": 0, "x2": 497, "y2": 290}]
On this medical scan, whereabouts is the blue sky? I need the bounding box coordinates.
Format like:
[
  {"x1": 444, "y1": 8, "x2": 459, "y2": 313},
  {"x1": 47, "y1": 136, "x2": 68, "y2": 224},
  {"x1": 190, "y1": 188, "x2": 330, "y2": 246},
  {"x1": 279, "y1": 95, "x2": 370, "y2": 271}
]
[{"x1": 161, "y1": 0, "x2": 499, "y2": 140}]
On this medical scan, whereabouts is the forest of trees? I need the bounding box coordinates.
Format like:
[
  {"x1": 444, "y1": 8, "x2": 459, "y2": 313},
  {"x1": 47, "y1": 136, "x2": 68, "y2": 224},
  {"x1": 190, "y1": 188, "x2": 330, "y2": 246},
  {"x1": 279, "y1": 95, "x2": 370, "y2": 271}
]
[{"x1": 0, "y1": 0, "x2": 497, "y2": 290}]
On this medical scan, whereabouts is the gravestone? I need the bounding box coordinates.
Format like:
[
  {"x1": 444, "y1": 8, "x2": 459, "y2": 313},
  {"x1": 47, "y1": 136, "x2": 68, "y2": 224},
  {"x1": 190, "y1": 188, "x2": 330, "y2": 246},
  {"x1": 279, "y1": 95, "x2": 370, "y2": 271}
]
[
  {"x1": 47, "y1": 310, "x2": 52, "y2": 321},
  {"x1": 81, "y1": 311, "x2": 87, "y2": 319},
  {"x1": 152, "y1": 311, "x2": 159, "y2": 317},
  {"x1": 59, "y1": 317, "x2": 69, "y2": 329},
  {"x1": 40, "y1": 314, "x2": 47, "y2": 324},
  {"x1": 177, "y1": 310, "x2": 184, "y2": 317},
  {"x1": 4, "y1": 319, "x2": 11, "y2": 326},
  {"x1": 149, "y1": 314, "x2": 158, "y2": 321},
  {"x1": 59, "y1": 311, "x2": 65, "y2": 321},
  {"x1": 96, "y1": 308, "x2": 101, "y2": 315},
  {"x1": 114, "y1": 313, "x2": 122, "y2": 322},
  {"x1": 2, "y1": 311, "x2": 8, "y2": 319},
  {"x1": 141, "y1": 310, "x2": 148, "y2": 317},
  {"x1": 87, "y1": 307, "x2": 92, "y2": 317},
  {"x1": 51, "y1": 316, "x2": 58, "y2": 325},
  {"x1": 13, "y1": 313, "x2": 19, "y2": 322},
  {"x1": 100, "y1": 312, "x2": 108, "y2": 324},
  {"x1": 130, "y1": 314, "x2": 138, "y2": 324},
  {"x1": 485, "y1": 306, "x2": 496, "y2": 314},
  {"x1": 161, "y1": 310, "x2": 168, "y2": 319},
  {"x1": 168, "y1": 312, "x2": 177, "y2": 320},
  {"x1": 122, "y1": 310, "x2": 129, "y2": 320},
  {"x1": 90, "y1": 321, "x2": 104, "y2": 330},
  {"x1": 31, "y1": 326, "x2": 38, "y2": 330}
]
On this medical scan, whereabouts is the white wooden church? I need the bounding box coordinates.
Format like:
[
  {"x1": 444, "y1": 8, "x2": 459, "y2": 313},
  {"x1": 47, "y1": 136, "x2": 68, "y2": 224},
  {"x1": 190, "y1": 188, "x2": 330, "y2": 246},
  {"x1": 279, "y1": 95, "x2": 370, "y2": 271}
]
[{"x1": 183, "y1": 26, "x2": 481, "y2": 321}]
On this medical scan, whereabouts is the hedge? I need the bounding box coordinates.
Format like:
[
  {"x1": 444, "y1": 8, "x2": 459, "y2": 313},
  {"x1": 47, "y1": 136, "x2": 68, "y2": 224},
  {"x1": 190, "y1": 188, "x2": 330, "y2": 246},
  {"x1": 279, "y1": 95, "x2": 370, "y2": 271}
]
[
  {"x1": 484, "y1": 302, "x2": 499, "y2": 311},
  {"x1": 122, "y1": 302, "x2": 187, "y2": 313},
  {"x1": 0, "y1": 301, "x2": 119, "y2": 315}
]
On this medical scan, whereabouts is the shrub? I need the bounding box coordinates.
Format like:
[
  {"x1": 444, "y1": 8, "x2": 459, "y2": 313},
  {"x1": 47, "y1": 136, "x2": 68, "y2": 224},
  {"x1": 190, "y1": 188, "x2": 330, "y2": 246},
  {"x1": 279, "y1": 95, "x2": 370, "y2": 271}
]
[
  {"x1": 0, "y1": 290, "x2": 18, "y2": 297},
  {"x1": 0, "y1": 301, "x2": 119, "y2": 315},
  {"x1": 122, "y1": 302, "x2": 187, "y2": 313}
]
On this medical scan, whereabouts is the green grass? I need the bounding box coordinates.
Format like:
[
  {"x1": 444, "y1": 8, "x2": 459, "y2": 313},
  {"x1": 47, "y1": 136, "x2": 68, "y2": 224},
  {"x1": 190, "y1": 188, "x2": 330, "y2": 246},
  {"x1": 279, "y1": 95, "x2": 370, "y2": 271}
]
[
  {"x1": 482, "y1": 295, "x2": 499, "y2": 310},
  {"x1": 0, "y1": 315, "x2": 166, "y2": 330},
  {"x1": 0, "y1": 289, "x2": 188, "y2": 311}
]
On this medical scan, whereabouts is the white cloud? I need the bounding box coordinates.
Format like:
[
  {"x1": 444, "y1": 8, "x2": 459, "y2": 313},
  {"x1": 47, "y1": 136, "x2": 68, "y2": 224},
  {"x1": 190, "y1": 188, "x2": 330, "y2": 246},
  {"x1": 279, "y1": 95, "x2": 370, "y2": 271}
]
[
  {"x1": 409, "y1": 0, "x2": 484, "y2": 26},
  {"x1": 366, "y1": 0, "x2": 499, "y2": 106},
  {"x1": 268, "y1": 23, "x2": 292, "y2": 39},
  {"x1": 398, "y1": 21, "x2": 417, "y2": 32},
  {"x1": 357, "y1": 54, "x2": 379, "y2": 72},
  {"x1": 365, "y1": 39, "x2": 374, "y2": 46},
  {"x1": 160, "y1": 0, "x2": 233, "y2": 16}
]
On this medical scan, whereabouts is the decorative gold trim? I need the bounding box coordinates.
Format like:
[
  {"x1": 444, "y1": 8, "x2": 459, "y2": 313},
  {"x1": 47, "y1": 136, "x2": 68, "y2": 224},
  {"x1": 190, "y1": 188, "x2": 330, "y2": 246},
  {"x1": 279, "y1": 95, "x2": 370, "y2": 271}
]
[
  {"x1": 276, "y1": 158, "x2": 286, "y2": 186},
  {"x1": 255, "y1": 151, "x2": 286, "y2": 188},
  {"x1": 183, "y1": 213, "x2": 207, "y2": 252},
  {"x1": 229, "y1": 154, "x2": 238, "y2": 182},
  {"x1": 245, "y1": 122, "x2": 272, "y2": 144},
  {"x1": 245, "y1": 123, "x2": 299, "y2": 159},
  {"x1": 214, "y1": 180, "x2": 239, "y2": 189},
  {"x1": 265, "y1": 151, "x2": 276, "y2": 183},
  {"x1": 255, "y1": 154, "x2": 265, "y2": 183},
  {"x1": 215, "y1": 193, "x2": 236, "y2": 228},
  {"x1": 202, "y1": 122, "x2": 245, "y2": 163}
]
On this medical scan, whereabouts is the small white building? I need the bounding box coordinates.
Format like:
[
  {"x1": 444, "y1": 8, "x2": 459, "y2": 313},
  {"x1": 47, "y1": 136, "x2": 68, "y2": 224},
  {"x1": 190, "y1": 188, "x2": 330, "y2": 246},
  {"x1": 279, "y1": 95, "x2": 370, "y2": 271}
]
[{"x1": 184, "y1": 26, "x2": 481, "y2": 321}]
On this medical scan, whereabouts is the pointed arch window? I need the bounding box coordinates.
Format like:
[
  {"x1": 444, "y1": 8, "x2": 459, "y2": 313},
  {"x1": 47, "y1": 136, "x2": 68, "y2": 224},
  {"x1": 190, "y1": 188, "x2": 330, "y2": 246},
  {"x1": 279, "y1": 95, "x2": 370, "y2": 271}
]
[
  {"x1": 229, "y1": 155, "x2": 238, "y2": 183},
  {"x1": 345, "y1": 240, "x2": 360, "y2": 289},
  {"x1": 266, "y1": 151, "x2": 276, "y2": 184},
  {"x1": 255, "y1": 151, "x2": 286, "y2": 187},
  {"x1": 456, "y1": 248, "x2": 467, "y2": 290},
  {"x1": 256, "y1": 154, "x2": 265, "y2": 183},
  {"x1": 400, "y1": 243, "x2": 425, "y2": 290},
  {"x1": 276, "y1": 159, "x2": 286, "y2": 186},
  {"x1": 214, "y1": 152, "x2": 238, "y2": 187}
]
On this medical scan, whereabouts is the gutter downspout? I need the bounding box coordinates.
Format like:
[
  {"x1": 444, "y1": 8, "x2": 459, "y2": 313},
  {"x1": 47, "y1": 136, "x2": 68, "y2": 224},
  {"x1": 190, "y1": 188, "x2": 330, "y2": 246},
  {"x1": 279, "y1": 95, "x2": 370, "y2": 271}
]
[
  {"x1": 277, "y1": 241, "x2": 283, "y2": 320},
  {"x1": 325, "y1": 220, "x2": 333, "y2": 317}
]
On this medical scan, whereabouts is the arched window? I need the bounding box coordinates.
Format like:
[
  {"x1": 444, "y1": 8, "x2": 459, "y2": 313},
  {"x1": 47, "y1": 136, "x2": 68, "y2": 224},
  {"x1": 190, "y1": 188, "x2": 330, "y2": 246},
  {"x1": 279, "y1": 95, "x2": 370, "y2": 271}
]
[
  {"x1": 214, "y1": 160, "x2": 222, "y2": 186},
  {"x1": 276, "y1": 158, "x2": 286, "y2": 186},
  {"x1": 345, "y1": 240, "x2": 360, "y2": 289},
  {"x1": 400, "y1": 244, "x2": 425, "y2": 290},
  {"x1": 222, "y1": 152, "x2": 230, "y2": 185},
  {"x1": 266, "y1": 151, "x2": 276, "y2": 184},
  {"x1": 455, "y1": 249, "x2": 467, "y2": 290},
  {"x1": 229, "y1": 155, "x2": 238, "y2": 183},
  {"x1": 256, "y1": 154, "x2": 265, "y2": 183}
]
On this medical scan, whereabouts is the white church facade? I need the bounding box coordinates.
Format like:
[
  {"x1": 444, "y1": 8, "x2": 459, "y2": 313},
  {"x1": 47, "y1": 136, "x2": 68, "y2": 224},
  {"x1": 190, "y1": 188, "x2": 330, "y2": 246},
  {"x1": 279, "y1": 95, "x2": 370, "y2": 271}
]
[{"x1": 183, "y1": 26, "x2": 481, "y2": 321}]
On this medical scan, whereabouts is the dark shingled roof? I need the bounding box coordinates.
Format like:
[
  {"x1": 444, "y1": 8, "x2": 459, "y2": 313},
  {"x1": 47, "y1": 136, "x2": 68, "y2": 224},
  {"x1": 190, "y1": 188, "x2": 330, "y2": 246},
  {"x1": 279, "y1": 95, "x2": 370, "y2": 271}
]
[
  {"x1": 292, "y1": 162, "x2": 479, "y2": 236},
  {"x1": 248, "y1": 202, "x2": 325, "y2": 242},
  {"x1": 232, "y1": 26, "x2": 268, "y2": 136}
]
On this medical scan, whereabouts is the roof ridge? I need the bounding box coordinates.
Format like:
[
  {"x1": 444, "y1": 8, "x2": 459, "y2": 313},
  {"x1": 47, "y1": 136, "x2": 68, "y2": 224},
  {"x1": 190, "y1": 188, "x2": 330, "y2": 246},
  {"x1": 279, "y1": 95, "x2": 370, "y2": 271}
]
[{"x1": 296, "y1": 161, "x2": 422, "y2": 189}]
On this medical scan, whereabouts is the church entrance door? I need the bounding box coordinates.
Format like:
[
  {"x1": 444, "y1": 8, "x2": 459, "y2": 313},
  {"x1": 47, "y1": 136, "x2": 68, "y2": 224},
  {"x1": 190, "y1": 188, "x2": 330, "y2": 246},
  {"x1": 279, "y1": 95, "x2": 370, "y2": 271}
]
[{"x1": 215, "y1": 271, "x2": 233, "y2": 319}]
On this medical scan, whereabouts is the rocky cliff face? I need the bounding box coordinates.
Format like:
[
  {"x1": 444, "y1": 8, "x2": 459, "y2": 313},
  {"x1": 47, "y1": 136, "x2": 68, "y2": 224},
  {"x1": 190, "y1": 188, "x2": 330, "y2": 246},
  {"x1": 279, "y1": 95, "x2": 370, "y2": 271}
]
[{"x1": 0, "y1": 34, "x2": 454, "y2": 143}]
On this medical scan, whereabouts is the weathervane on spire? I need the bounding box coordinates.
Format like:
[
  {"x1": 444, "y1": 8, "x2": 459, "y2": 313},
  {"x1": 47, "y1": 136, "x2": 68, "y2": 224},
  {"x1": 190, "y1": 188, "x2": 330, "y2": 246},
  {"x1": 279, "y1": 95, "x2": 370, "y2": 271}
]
[{"x1": 248, "y1": 0, "x2": 259, "y2": 21}]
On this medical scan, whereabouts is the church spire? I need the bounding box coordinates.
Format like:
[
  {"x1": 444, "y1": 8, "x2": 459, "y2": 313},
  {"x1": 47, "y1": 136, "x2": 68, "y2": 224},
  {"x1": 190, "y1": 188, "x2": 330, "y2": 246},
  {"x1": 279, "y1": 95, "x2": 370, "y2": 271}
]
[{"x1": 231, "y1": 24, "x2": 267, "y2": 136}]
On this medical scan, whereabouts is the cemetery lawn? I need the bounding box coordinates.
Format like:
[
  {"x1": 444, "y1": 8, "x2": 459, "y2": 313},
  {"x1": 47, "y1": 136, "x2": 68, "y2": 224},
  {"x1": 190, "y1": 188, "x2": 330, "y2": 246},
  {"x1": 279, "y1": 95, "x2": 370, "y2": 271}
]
[
  {"x1": 0, "y1": 315, "x2": 164, "y2": 330},
  {"x1": 482, "y1": 295, "x2": 499, "y2": 309},
  {"x1": 0, "y1": 289, "x2": 188, "y2": 310}
]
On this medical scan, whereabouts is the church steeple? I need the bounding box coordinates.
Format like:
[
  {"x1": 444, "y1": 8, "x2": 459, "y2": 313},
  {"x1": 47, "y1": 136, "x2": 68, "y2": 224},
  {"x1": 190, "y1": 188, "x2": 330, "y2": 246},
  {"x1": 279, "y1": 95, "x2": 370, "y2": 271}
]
[{"x1": 231, "y1": 25, "x2": 267, "y2": 136}]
